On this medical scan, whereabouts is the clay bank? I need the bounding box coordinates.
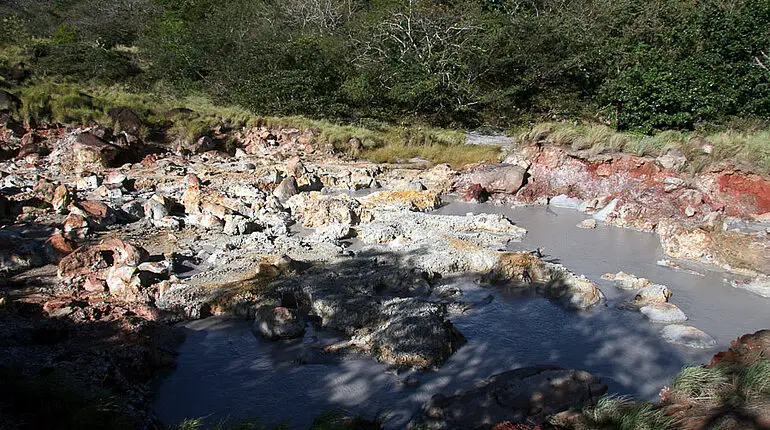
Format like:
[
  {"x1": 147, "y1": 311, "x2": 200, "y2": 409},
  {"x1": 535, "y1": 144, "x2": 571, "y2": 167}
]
[{"x1": 1, "y1": 116, "x2": 770, "y2": 429}]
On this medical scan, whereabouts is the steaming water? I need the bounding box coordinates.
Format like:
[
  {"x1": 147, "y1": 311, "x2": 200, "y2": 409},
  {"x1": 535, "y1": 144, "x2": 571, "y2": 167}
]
[{"x1": 153, "y1": 203, "x2": 770, "y2": 428}]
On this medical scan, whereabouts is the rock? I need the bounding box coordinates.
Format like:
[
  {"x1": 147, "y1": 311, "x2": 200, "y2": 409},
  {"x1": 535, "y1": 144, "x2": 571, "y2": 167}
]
[
  {"x1": 465, "y1": 184, "x2": 489, "y2": 203},
  {"x1": 592, "y1": 198, "x2": 619, "y2": 222},
  {"x1": 549, "y1": 194, "x2": 583, "y2": 209},
  {"x1": 63, "y1": 213, "x2": 89, "y2": 239},
  {"x1": 75, "y1": 200, "x2": 116, "y2": 226},
  {"x1": 75, "y1": 175, "x2": 101, "y2": 191},
  {"x1": 181, "y1": 173, "x2": 202, "y2": 214},
  {"x1": 73, "y1": 133, "x2": 120, "y2": 171},
  {"x1": 358, "y1": 190, "x2": 441, "y2": 212},
  {"x1": 107, "y1": 107, "x2": 142, "y2": 136},
  {"x1": 143, "y1": 195, "x2": 173, "y2": 220},
  {"x1": 710, "y1": 329, "x2": 770, "y2": 367},
  {"x1": 223, "y1": 215, "x2": 255, "y2": 236},
  {"x1": 286, "y1": 157, "x2": 306, "y2": 177},
  {"x1": 544, "y1": 275, "x2": 604, "y2": 311},
  {"x1": 730, "y1": 275, "x2": 770, "y2": 298},
  {"x1": 152, "y1": 216, "x2": 182, "y2": 230},
  {"x1": 121, "y1": 200, "x2": 144, "y2": 220},
  {"x1": 44, "y1": 232, "x2": 77, "y2": 262},
  {"x1": 34, "y1": 179, "x2": 57, "y2": 204},
  {"x1": 253, "y1": 306, "x2": 306, "y2": 340},
  {"x1": 661, "y1": 325, "x2": 716, "y2": 348},
  {"x1": 685, "y1": 205, "x2": 696, "y2": 217},
  {"x1": 576, "y1": 219, "x2": 597, "y2": 229},
  {"x1": 273, "y1": 177, "x2": 299, "y2": 203},
  {"x1": 189, "y1": 136, "x2": 216, "y2": 153},
  {"x1": 0, "y1": 231, "x2": 45, "y2": 274},
  {"x1": 138, "y1": 260, "x2": 171, "y2": 275},
  {"x1": 106, "y1": 265, "x2": 143, "y2": 300},
  {"x1": 410, "y1": 366, "x2": 607, "y2": 429},
  {"x1": 363, "y1": 298, "x2": 466, "y2": 368},
  {"x1": 601, "y1": 272, "x2": 650, "y2": 290},
  {"x1": 104, "y1": 171, "x2": 128, "y2": 187},
  {"x1": 51, "y1": 184, "x2": 71, "y2": 214},
  {"x1": 463, "y1": 163, "x2": 527, "y2": 194},
  {"x1": 311, "y1": 222, "x2": 351, "y2": 242},
  {"x1": 287, "y1": 192, "x2": 360, "y2": 227},
  {"x1": 58, "y1": 238, "x2": 148, "y2": 280},
  {"x1": 640, "y1": 303, "x2": 687, "y2": 323},
  {"x1": 656, "y1": 149, "x2": 687, "y2": 171},
  {"x1": 634, "y1": 284, "x2": 672, "y2": 305}
]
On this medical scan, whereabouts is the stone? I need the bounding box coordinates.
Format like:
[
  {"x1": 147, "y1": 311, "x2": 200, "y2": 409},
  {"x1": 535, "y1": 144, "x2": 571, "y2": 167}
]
[
  {"x1": 121, "y1": 200, "x2": 145, "y2": 220},
  {"x1": 107, "y1": 107, "x2": 142, "y2": 136},
  {"x1": 656, "y1": 150, "x2": 687, "y2": 171},
  {"x1": 58, "y1": 238, "x2": 148, "y2": 280},
  {"x1": 138, "y1": 260, "x2": 171, "y2": 275},
  {"x1": 464, "y1": 163, "x2": 527, "y2": 194},
  {"x1": 410, "y1": 366, "x2": 607, "y2": 429},
  {"x1": 104, "y1": 171, "x2": 127, "y2": 187},
  {"x1": 144, "y1": 195, "x2": 173, "y2": 220},
  {"x1": 358, "y1": 190, "x2": 441, "y2": 212},
  {"x1": 253, "y1": 306, "x2": 306, "y2": 340},
  {"x1": 223, "y1": 215, "x2": 255, "y2": 236},
  {"x1": 152, "y1": 216, "x2": 182, "y2": 230},
  {"x1": 592, "y1": 198, "x2": 619, "y2": 222},
  {"x1": 76, "y1": 200, "x2": 116, "y2": 225},
  {"x1": 545, "y1": 277, "x2": 604, "y2": 311},
  {"x1": 73, "y1": 133, "x2": 120, "y2": 171},
  {"x1": 186, "y1": 213, "x2": 224, "y2": 230},
  {"x1": 287, "y1": 192, "x2": 361, "y2": 227},
  {"x1": 181, "y1": 173, "x2": 202, "y2": 214},
  {"x1": 465, "y1": 184, "x2": 489, "y2": 203},
  {"x1": 75, "y1": 175, "x2": 101, "y2": 191},
  {"x1": 634, "y1": 284, "x2": 672, "y2": 305},
  {"x1": 34, "y1": 179, "x2": 57, "y2": 204},
  {"x1": 44, "y1": 232, "x2": 76, "y2": 262},
  {"x1": 710, "y1": 329, "x2": 770, "y2": 367},
  {"x1": 576, "y1": 219, "x2": 597, "y2": 229},
  {"x1": 549, "y1": 194, "x2": 583, "y2": 209},
  {"x1": 640, "y1": 303, "x2": 687, "y2": 323},
  {"x1": 730, "y1": 275, "x2": 770, "y2": 298},
  {"x1": 661, "y1": 325, "x2": 716, "y2": 348},
  {"x1": 286, "y1": 157, "x2": 306, "y2": 177},
  {"x1": 601, "y1": 272, "x2": 650, "y2": 290},
  {"x1": 273, "y1": 177, "x2": 299, "y2": 203},
  {"x1": 190, "y1": 136, "x2": 216, "y2": 153},
  {"x1": 51, "y1": 184, "x2": 71, "y2": 214}
]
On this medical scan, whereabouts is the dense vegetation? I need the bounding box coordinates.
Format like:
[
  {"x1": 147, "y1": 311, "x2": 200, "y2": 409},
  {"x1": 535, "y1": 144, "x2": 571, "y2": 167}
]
[{"x1": 2, "y1": 0, "x2": 770, "y2": 133}]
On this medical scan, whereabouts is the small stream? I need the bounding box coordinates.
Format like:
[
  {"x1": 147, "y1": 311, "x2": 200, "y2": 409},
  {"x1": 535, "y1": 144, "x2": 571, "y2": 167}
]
[{"x1": 153, "y1": 203, "x2": 770, "y2": 428}]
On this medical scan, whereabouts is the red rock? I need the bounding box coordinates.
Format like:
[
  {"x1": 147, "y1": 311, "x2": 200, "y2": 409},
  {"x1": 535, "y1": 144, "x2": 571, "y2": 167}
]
[
  {"x1": 465, "y1": 183, "x2": 489, "y2": 203},
  {"x1": 709, "y1": 329, "x2": 770, "y2": 367},
  {"x1": 715, "y1": 172, "x2": 770, "y2": 217},
  {"x1": 51, "y1": 184, "x2": 71, "y2": 214},
  {"x1": 44, "y1": 232, "x2": 76, "y2": 261},
  {"x1": 58, "y1": 238, "x2": 148, "y2": 279}
]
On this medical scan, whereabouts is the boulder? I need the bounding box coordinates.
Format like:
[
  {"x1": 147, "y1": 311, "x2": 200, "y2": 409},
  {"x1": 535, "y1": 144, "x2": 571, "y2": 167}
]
[
  {"x1": 51, "y1": 184, "x2": 71, "y2": 214},
  {"x1": 463, "y1": 163, "x2": 527, "y2": 194},
  {"x1": 181, "y1": 174, "x2": 202, "y2": 214},
  {"x1": 253, "y1": 306, "x2": 306, "y2": 340},
  {"x1": 656, "y1": 149, "x2": 687, "y2": 171},
  {"x1": 273, "y1": 177, "x2": 299, "y2": 203},
  {"x1": 465, "y1": 183, "x2": 489, "y2": 203},
  {"x1": 640, "y1": 303, "x2": 687, "y2": 323},
  {"x1": 58, "y1": 238, "x2": 148, "y2": 280},
  {"x1": 710, "y1": 329, "x2": 770, "y2": 367},
  {"x1": 143, "y1": 195, "x2": 173, "y2": 220},
  {"x1": 634, "y1": 284, "x2": 672, "y2": 305},
  {"x1": 44, "y1": 233, "x2": 77, "y2": 262},
  {"x1": 358, "y1": 190, "x2": 441, "y2": 212},
  {"x1": 72, "y1": 133, "x2": 120, "y2": 171},
  {"x1": 601, "y1": 272, "x2": 650, "y2": 290},
  {"x1": 287, "y1": 192, "x2": 361, "y2": 227},
  {"x1": 107, "y1": 107, "x2": 142, "y2": 136},
  {"x1": 544, "y1": 275, "x2": 604, "y2": 311},
  {"x1": 661, "y1": 325, "x2": 716, "y2": 349},
  {"x1": 410, "y1": 366, "x2": 607, "y2": 429}
]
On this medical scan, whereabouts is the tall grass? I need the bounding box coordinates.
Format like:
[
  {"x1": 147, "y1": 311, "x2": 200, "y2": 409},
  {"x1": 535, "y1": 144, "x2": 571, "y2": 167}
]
[
  {"x1": 518, "y1": 122, "x2": 770, "y2": 174},
  {"x1": 558, "y1": 395, "x2": 676, "y2": 430}
]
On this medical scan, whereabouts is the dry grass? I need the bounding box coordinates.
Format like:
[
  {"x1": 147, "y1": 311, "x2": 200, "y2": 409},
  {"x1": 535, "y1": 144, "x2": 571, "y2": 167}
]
[{"x1": 518, "y1": 122, "x2": 770, "y2": 174}]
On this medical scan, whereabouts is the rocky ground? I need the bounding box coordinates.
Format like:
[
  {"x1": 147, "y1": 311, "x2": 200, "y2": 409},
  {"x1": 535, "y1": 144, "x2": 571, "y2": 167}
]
[{"x1": 1, "y1": 108, "x2": 770, "y2": 428}]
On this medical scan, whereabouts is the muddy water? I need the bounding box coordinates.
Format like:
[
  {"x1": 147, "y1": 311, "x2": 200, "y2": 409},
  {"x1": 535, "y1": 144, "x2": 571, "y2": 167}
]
[{"x1": 153, "y1": 203, "x2": 770, "y2": 429}]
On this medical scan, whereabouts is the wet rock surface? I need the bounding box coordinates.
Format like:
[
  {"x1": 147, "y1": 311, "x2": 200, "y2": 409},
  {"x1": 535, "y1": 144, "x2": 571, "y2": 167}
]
[{"x1": 410, "y1": 366, "x2": 607, "y2": 429}]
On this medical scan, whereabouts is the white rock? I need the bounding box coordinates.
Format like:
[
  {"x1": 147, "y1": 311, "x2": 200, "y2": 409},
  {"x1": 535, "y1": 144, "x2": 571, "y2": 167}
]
[
  {"x1": 549, "y1": 194, "x2": 583, "y2": 209},
  {"x1": 661, "y1": 325, "x2": 716, "y2": 348},
  {"x1": 640, "y1": 303, "x2": 687, "y2": 323}
]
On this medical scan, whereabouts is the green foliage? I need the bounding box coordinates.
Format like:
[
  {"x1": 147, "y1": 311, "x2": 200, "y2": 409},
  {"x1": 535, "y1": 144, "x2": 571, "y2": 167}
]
[{"x1": 51, "y1": 23, "x2": 77, "y2": 45}]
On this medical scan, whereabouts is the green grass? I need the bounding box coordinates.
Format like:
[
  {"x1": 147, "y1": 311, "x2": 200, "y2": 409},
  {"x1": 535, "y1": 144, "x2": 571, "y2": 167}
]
[{"x1": 569, "y1": 395, "x2": 677, "y2": 430}]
